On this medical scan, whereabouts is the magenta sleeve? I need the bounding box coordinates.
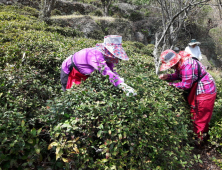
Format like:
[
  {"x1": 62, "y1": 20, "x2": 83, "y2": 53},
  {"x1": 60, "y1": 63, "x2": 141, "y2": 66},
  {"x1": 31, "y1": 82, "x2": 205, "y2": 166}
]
[
  {"x1": 170, "y1": 64, "x2": 194, "y2": 90},
  {"x1": 88, "y1": 52, "x2": 123, "y2": 86},
  {"x1": 167, "y1": 70, "x2": 180, "y2": 81}
]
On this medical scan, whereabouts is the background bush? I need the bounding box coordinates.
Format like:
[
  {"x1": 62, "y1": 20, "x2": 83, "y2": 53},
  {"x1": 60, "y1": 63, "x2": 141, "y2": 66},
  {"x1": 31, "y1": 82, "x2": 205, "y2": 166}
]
[
  {"x1": 89, "y1": 9, "x2": 104, "y2": 16},
  {"x1": 128, "y1": 11, "x2": 144, "y2": 21},
  {"x1": 208, "y1": 78, "x2": 222, "y2": 168}
]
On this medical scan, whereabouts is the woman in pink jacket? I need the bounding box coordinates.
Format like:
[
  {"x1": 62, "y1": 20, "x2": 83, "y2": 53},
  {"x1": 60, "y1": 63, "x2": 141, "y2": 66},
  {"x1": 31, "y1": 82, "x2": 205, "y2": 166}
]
[
  {"x1": 159, "y1": 49, "x2": 217, "y2": 147},
  {"x1": 60, "y1": 35, "x2": 136, "y2": 96}
]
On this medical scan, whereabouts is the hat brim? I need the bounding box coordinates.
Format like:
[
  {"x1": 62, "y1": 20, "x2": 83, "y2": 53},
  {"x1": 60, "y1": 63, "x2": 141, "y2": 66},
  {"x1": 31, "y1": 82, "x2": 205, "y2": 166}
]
[
  {"x1": 95, "y1": 43, "x2": 115, "y2": 58},
  {"x1": 160, "y1": 55, "x2": 181, "y2": 71},
  {"x1": 189, "y1": 42, "x2": 201, "y2": 46},
  {"x1": 105, "y1": 45, "x2": 129, "y2": 60}
]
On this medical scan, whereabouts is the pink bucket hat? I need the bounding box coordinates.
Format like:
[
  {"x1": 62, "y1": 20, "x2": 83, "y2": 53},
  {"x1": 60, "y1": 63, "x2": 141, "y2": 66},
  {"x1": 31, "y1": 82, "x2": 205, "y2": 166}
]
[
  {"x1": 95, "y1": 35, "x2": 129, "y2": 60},
  {"x1": 160, "y1": 49, "x2": 181, "y2": 71}
]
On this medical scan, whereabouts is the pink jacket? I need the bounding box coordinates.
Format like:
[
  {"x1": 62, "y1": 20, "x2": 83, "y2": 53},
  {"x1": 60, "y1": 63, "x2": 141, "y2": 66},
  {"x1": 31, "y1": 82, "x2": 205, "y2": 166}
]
[{"x1": 61, "y1": 48, "x2": 123, "y2": 86}]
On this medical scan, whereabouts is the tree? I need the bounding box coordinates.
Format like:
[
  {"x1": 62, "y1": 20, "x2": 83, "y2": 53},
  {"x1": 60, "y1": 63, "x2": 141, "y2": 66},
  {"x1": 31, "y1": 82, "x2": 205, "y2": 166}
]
[
  {"x1": 101, "y1": 0, "x2": 114, "y2": 16},
  {"x1": 150, "y1": 0, "x2": 210, "y2": 74},
  {"x1": 216, "y1": 0, "x2": 222, "y2": 19},
  {"x1": 39, "y1": 0, "x2": 56, "y2": 21}
]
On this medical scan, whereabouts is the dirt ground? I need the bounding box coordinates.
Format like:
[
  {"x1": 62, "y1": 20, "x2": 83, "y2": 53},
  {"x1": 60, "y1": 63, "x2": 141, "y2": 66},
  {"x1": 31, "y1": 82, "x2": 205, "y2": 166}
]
[{"x1": 191, "y1": 142, "x2": 222, "y2": 170}]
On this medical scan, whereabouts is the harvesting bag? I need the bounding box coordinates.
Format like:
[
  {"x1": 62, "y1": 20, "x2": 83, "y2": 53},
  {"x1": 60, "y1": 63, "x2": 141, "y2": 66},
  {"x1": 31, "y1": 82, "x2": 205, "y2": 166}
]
[
  {"x1": 66, "y1": 56, "x2": 89, "y2": 89},
  {"x1": 187, "y1": 81, "x2": 198, "y2": 108},
  {"x1": 66, "y1": 67, "x2": 89, "y2": 89}
]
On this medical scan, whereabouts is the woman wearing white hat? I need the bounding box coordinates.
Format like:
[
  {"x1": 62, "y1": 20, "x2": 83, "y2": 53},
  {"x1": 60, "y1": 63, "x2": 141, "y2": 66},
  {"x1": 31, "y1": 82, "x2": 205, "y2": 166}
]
[
  {"x1": 185, "y1": 39, "x2": 202, "y2": 61},
  {"x1": 60, "y1": 35, "x2": 137, "y2": 96}
]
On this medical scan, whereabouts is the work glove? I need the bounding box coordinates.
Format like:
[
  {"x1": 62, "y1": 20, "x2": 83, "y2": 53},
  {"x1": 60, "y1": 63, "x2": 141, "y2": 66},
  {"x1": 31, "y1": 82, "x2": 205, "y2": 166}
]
[
  {"x1": 118, "y1": 82, "x2": 137, "y2": 96},
  {"x1": 119, "y1": 77, "x2": 124, "y2": 82}
]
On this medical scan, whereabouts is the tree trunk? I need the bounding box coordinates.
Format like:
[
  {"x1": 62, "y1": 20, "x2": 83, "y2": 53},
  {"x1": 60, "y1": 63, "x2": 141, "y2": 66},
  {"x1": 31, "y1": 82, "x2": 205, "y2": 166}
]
[
  {"x1": 104, "y1": 6, "x2": 108, "y2": 16},
  {"x1": 101, "y1": 0, "x2": 112, "y2": 16},
  {"x1": 40, "y1": 0, "x2": 56, "y2": 21},
  {"x1": 217, "y1": 0, "x2": 222, "y2": 19},
  {"x1": 153, "y1": 32, "x2": 161, "y2": 75}
]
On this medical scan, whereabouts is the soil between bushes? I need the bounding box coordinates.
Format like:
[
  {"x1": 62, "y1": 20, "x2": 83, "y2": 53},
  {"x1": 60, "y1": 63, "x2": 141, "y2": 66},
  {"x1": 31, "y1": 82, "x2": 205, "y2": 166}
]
[{"x1": 190, "y1": 142, "x2": 221, "y2": 170}]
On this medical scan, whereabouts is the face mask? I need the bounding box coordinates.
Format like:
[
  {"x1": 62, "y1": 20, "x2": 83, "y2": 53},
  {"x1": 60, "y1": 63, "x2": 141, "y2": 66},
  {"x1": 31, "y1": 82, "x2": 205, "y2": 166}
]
[
  {"x1": 94, "y1": 45, "x2": 119, "y2": 64},
  {"x1": 104, "y1": 56, "x2": 119, "y2": 64}
]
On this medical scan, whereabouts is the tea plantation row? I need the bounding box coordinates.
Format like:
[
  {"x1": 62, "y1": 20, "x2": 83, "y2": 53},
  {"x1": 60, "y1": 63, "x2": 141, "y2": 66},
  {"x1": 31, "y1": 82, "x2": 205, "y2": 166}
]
[{"x1": 0, "y1": 4, "x2": 222, "y2": 170}]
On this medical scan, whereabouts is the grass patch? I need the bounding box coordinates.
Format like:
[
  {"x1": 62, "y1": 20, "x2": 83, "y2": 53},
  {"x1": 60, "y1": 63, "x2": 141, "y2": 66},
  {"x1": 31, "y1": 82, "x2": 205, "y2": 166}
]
[{"x1": 51, "y1": 14, "x2": 127, "y2": 22}]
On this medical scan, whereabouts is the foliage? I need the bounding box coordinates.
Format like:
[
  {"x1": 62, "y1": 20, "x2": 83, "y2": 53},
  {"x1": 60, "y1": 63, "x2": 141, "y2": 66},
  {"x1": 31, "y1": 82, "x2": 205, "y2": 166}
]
[
  {"x1": 112, "y1": 12, "x2": 123, "y2": 18},
  {"x1": 43, "y1": 57, "x2": 195, "y2": 169},
  {"x1": 144, "y1": 11, "x2": 150, "y2": 17},
  {"x1": 1, "y1": 4, "x2": 222, "y2": 170},
  {"x1": 89, "y1": 9, "x2": 104, "y2": 16},
  {"x1": 51, "y1": 9, "x2": 62, "y2": 16},
  {"x1": 124, "y1": 42, "x2": 154, "y2": 56},
  {"x1": 45, "y1": 26, "x2": 82, "y2": 37},
  {"x1": 72, "y1": 11, "x2": 82, "y2": 15},
  {"x1": 131, "y1": 0, "x2": 151, "y2": 6},
  {"x1": 109, "y1": 4, "x2": 129, "y2": 19},
  {"x1": 141, "y1": 44, "x2": 154, "y2": 55},
  {"x1": 128, "y1": 11, "x2": 144, "y2": 21},
  {"x1": 133, "y1": 41, "x2": 145, "y2": 49},
  {"x1": 208, "y1": 77, "x2": 222, "y2": 168},
  {"x1": 209, "y1": 27, "x2": 222, "y2": 62},
  {"x1": 87, "y1": 30, "x2": 105, "y2": 40},
  {"x1": 0, "y1": 7, "x2": 95, "y2": 169},
  {"x1": 0, "y1": 4, "x2": 39, "y2": 17},
  {"x1": 76, "y1": 0, "x2": 99, "y2": 4}
]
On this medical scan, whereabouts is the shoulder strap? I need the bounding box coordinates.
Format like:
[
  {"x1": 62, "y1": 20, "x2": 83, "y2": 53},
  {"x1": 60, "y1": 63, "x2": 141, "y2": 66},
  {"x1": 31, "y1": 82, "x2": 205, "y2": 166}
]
[
  {"x1": 192, "y1": 57, "x2": 207, "y2": 82},
  {"x1": 191, "y1": 57, "x2": 207, "y2": 96},
  {"x1": 69, "y1": 55, "x2": 81, "y2": 73}
]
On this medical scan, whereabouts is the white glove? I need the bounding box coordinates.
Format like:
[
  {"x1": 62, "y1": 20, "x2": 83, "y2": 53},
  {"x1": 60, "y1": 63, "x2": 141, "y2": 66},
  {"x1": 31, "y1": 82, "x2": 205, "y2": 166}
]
[
  {"x1": 119, "y1": 77, "x2": 124, "y2": 82},
  {"x1": 118, "y1": 83, "x2": 137, "y2": 96}
]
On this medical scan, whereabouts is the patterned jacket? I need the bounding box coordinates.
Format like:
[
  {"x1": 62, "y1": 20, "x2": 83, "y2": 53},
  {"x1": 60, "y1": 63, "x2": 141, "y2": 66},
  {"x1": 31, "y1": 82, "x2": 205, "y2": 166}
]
[{"x1": 167, "y1": 58, "x2": 216, "y2": 95}]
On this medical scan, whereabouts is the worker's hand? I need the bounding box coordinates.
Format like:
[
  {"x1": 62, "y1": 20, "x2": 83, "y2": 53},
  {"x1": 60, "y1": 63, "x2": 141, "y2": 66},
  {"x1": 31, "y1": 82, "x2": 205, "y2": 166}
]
[
  {"x1": 159, "y1": 74, "x2": 168, "y2": 80},
  {"x1": 118, "y1": 83, "x2": 137, "y2": 96}
]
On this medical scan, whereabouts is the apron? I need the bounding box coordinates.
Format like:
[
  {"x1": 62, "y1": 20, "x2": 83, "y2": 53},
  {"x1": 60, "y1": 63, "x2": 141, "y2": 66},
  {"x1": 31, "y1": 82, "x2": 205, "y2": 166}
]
[{"x1": 66, "y1": 67, "x2": 89, "y2": 89}]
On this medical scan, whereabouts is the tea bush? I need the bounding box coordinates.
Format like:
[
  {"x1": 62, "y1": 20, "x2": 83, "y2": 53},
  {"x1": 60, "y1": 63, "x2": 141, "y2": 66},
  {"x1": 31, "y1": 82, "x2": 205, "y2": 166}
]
[
  {"x1": 43, "y1": 56, "x2": 194, "y2": 169},
  {"x1": 1, "y1": 4, "x2": 222, "y2": 170},
  {"x1": 208, "y1": 78, "x2": 222, "y2": 168},
  {"x1": 0, "y1": 6, "x2": 95, "y2": 169},
  {"x1": 0, "y1": 4, "x2": 39, "y2": 17}
]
